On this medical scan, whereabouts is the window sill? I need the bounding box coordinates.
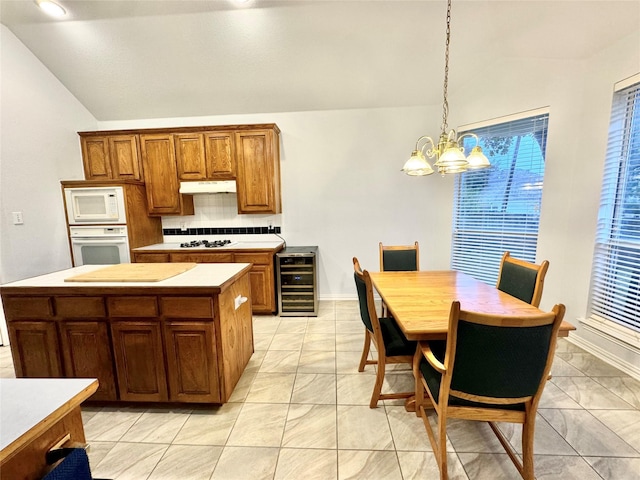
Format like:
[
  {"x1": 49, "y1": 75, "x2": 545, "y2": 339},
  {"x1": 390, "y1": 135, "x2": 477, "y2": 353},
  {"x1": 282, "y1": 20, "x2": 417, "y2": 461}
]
[{"x1": 580, "y1": 315, "x2": 640, "y2": 350}]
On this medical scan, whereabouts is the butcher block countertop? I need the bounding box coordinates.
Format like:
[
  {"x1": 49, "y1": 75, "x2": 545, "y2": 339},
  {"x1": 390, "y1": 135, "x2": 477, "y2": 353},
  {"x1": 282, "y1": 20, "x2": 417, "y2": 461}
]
[{"x1": 0, "y1": 263, "x2": 252, "y2": 294}]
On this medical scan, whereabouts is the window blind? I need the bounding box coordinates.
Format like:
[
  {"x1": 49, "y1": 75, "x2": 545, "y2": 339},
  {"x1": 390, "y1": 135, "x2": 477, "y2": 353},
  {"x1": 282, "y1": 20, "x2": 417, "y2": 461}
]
[
  {"x1": 451, "y1": 113, "x2": 549, "y2": 285},
  {"x1": 589, "y1": 81, "x2": 640, "y2": 333}
]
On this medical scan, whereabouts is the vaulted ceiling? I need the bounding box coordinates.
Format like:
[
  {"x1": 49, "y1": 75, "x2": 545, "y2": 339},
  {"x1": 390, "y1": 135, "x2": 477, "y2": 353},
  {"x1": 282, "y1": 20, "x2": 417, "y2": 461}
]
[{"x1": 1, "y1": 0, "x2": 638, "y2": 121}]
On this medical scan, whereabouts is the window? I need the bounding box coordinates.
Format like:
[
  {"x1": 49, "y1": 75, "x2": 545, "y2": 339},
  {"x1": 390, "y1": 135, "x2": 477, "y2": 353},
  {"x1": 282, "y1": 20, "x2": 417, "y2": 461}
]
[
  {"x1": 451, "y1": 110, "x2": 549, "y2": 285},
  {"x1": 589, "y1": 79, "x2": 640, "y2": 334}
]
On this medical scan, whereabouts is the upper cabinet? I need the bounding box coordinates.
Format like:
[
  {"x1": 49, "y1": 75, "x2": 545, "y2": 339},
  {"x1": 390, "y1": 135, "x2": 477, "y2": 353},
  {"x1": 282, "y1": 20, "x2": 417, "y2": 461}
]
[
  {"x1": 140, "y1": 134, "x2": 194, "y2": 216},
  {"x1": 236, "y1": 127, "x2": 282, "y2": 214},
  {"x1": 79, "y1": 124, "x2": 280, "y2": 215},
  {"x1": 80, "y1": 134, "x2": 143, "y2": 181}
]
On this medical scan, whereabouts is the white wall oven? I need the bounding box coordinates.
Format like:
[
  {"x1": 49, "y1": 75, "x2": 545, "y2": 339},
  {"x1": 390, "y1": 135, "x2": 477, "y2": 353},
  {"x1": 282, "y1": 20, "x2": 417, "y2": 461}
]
[
  {"x1": 64, "y1": 186, "x2": 126, "y2": 224},
  {"x1": 69, "y1": 226, "x2": 131, "y2": 266}
]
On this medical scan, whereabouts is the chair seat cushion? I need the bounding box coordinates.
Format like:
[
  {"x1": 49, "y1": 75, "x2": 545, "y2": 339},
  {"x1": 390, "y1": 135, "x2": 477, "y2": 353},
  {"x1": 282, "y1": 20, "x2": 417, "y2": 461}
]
[
  {"x1": 419, "y1": 357, "x2": 525, "y2": 411},
  {"x1": 380, "y1": 317, "x2": 416, "y2": 356}
]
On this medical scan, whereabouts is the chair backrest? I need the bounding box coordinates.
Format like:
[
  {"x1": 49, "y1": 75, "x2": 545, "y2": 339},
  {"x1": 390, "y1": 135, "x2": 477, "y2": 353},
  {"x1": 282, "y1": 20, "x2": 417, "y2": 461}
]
[
  {"x1": 379, "y1": 241, "x2": 419, "y2": 271},
  {"x1": 353, "y1": 257, "x2": 379, "y2": 335},
  {"x1": 442, "y1": 302, "x2": 565, "y2": 404},
  {"x1": 496, "y1": 251, "x2": 549, "y2": 307}
]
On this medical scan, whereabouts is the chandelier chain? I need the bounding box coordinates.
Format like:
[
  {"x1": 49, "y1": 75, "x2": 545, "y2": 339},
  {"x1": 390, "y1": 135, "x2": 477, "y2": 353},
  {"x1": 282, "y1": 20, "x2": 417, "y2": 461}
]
[{"x1": 441, "y1": 0, "x2": 452, "y2": 134}]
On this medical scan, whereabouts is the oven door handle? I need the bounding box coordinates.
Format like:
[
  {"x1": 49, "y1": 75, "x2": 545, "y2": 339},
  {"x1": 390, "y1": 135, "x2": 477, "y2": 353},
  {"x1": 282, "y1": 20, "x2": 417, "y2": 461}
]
[{"x1": 71, "y1": 237, "x2": 128, "y2": 244}]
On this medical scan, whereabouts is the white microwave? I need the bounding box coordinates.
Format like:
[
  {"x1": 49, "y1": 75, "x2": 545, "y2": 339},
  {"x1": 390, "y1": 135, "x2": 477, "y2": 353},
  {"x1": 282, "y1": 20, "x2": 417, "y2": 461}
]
[{"x1": 64, "y1": 186, "x2": 127, "y2": 224}]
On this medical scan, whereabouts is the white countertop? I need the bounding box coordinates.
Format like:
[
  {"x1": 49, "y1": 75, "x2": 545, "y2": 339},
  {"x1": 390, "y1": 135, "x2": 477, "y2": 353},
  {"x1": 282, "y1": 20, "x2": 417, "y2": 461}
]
[
  {"x1": 0, "y1": 378, "x2": 97, "y2": 455},
  {"x1": 134, "y1": 240, "x2": 283, "y2": 251},
  {"x1": 0, "y1": 263, "x2": 251, "y2": 289}
]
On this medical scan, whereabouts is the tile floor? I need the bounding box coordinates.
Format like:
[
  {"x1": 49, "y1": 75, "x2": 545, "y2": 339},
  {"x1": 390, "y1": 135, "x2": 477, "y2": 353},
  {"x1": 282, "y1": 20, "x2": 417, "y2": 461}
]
[{"x1": 2, "y1": 300, "x2": 640, "y2": 479}]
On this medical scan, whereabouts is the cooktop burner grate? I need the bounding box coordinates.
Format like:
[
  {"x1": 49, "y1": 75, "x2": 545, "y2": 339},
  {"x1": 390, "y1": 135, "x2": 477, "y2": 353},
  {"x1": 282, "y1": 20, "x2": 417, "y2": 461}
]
[{"x1": 179, "y1": 239, "x2": 236, "y2": 248}]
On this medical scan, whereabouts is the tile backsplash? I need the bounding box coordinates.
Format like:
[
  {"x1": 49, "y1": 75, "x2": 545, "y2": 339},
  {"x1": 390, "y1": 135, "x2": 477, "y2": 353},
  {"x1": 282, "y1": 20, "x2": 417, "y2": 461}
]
[{"x1": 161, "y1": 193, "x2": 282, "y2": 233}]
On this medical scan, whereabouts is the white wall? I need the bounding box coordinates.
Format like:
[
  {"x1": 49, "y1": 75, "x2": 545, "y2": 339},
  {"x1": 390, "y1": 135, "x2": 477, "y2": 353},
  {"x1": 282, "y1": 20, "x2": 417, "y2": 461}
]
[{"x1": 0, "y1": 26, "x2": 97, "y2": 342}]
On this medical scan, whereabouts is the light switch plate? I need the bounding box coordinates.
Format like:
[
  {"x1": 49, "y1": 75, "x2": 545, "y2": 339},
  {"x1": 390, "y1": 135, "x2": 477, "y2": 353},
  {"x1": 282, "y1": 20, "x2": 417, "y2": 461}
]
[{"x1": 12, "y1": 211, "x2": 24, "y2": 225}]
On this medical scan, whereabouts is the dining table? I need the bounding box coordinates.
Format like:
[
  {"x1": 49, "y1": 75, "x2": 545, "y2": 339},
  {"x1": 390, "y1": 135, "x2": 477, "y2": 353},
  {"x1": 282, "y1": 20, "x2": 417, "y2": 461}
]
[{"x1": 368, "y1": 270, "x2": 575, "y2": 341}]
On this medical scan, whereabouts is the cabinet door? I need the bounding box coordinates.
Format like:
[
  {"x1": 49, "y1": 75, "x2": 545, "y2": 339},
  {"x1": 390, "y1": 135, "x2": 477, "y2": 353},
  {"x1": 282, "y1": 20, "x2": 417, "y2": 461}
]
[
  {"x1": 109, "y1": 135, "x2": 142, "y2": 180},
  {"x1": 175, "y1": 133, "x2": 207, "y2": 180},
  {"x1": 164, "y1": 322, "x2": 220, "y2": 402},
  {"x1": 235, "y1": 129, "x2": 280, "y2": 213},
  {"x1": 59, "y1": 321, "x2": 118, "y2": 401},
  {"x1": 247, "y1": 265, "x2": 273, "y2": 314},
  {"x1": 8, "y1": 321, "x2": 62, "y2": 377},
  {"x1": 204, "y1": 131, "x2": 236, "y2": 179},
  {"x1": 111, "y1": 321, "x2": 168, "y2": 402},
  {"x1": 81, "y1": 136, "x2": 113, "y2": 180},
  {"x1": 140, "y1": 134, "x2": 194, "y2": 216}
]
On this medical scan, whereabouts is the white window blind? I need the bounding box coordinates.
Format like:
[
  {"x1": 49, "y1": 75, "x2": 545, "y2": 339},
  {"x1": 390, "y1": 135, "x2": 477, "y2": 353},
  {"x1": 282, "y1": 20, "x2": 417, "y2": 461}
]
[
  {"x1": 589, "y1": 81, "x2": 640, "y2": 333},
  {"x1": 451, "y1": 113, "x2": 549, "y2": 285}
]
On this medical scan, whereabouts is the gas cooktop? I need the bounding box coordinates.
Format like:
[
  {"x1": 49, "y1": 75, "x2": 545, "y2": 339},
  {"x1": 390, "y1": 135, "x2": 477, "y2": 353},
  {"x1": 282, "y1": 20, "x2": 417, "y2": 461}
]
[{"x1": 179, "y1": 239, "x2": 238, "y2": 248}]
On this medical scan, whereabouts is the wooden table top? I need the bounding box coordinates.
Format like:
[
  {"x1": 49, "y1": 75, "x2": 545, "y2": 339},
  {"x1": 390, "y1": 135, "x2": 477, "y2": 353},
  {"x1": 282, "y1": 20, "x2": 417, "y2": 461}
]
[{"x1": 369, "y1": 270, "x2": 575, "y2": 341}]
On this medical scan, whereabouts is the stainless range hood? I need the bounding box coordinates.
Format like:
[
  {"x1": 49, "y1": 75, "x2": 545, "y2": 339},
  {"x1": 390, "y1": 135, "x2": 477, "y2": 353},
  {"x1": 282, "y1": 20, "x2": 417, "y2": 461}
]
[{"x1": 179, "y1": 180, "x2": 237, "y2": 194}]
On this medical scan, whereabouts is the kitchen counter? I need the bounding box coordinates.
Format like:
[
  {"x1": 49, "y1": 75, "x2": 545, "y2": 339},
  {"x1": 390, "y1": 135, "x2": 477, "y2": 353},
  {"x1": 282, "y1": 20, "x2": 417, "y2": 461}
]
[
  {"x1": 0, "y1": 378, "x2": 98, "y2": 480},
  {"x1": 1, "y1": 263, "x2": 254, "y2": 404},
  {"x1": 133, "y1": 240, "x2": 284, "y2": 251}
]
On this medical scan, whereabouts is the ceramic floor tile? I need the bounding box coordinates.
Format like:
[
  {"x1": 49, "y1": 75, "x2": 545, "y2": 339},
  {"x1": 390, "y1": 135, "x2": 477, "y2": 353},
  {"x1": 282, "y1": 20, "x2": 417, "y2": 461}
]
[
  {"x1": 245, "y1": 372, "x2": 296, "y2": 403},
  {"x1": 282, "y1": 404, "x2": 337, "y2": 449},
  {"x1": 211, "y1": 446, "x2": 279, "y2": 480},
  {"x1": 584, "y1": 456, "x2": 640, "y2": 479},
  {"x1": 274, "y1": 448, "x2": 337, "y2": 480},
  {"x1": 337, "y1": 373, "x2": 376, "y2": 405},
  {"x1": 336, "y1": 351, "x2": 369, "y2": 374},
  {"x1": 298, "y1": 349, "x2": 336, "y2": 373},
  {"x1": 397, "y1": 451, "x2": 469, "y2": 480},
  {"x1": 551, "y1": 376, "x2": 634, "y2": 409},
  {"x1": 253, "y1": 333, "x2": 274, "y2": 350},
  {"x1": 539, "y1": 380, "x2": 583, "y2": 409},
  {"x1": 226, "y1": 403, "x2": 289, "y2": 447},
  {"x1": 275, "y1": 319, "x2": 308, "y2": 334},
  {"x1": 269, "y1": 332, "x2": 305, "y2": 350},
  {"x1": 336, "y1": 321, "x2": 365, "y2": 335},
  {"x1": 557, "y1": 352, "x2": 626, "y2": 376},
  {"x1": 539, "y1": 408, "x2": 639, "y2": 457},
  {"x1": 531, "y1": 455, "x2": 609, "y2": 480},
  {"x1": 81, "y1": 407, "x2": 101, "y2": 424},
  {"x1": 589, "y1": 409, "x2": 640, "y2": 452},
  {"x1": 496, "y1": 414, "x2": 577, "y2": 455},
  {"x1": 227, "y1": 371, "x2": 256, "y2": 402},
  {"x1": 555, "y1": 338, "x2": 588, "y2": 353},
  {"x1": 147, "y1": 445, "x2": 222, "y2": 480},
  {"x1": 291, "y1": 373, "x2": 336, "y2": 404},
  {"x1": 336, "y1": 332, "x2": 365, "y2": 352},
  {"x1": 550, "y1": 357, "x2": 586, "y2": 377},
  {"x1": 337, "y1": 405, "x2": 394, "y2": 450},
  {"x1": 252, "y1": 317, "x2": 280, "y2": 335},
  {"x1": 172, "y1": 403, "x2": 242, "y2": 446},
  {"x1": 305, "y1": 319, "x2": 336, "y2": 334},
  {"x1": 592, "y1": 376, "x2": 640, "y2": 409},
  {"x1": 302, "y1": 332, "x2": 336, "y2": 350},
  {"x1": 120, "y1": 408, "x2": 192, "y2": 443},
  {"x1": 83, "y1": 407, "x2": 145, "y2": 442},
  {"x1": 456, "y1": 453, "x2": 523, "y2": 479},
  {"x1": 91, "y1": 441, "x2": 168, "y2": 480},
  {"x1": 338, "y1": 450, "x2": 403, "y2": 480},
  {"x1": 86, "y1": 441, "x2": 116, "y2": 470},
  {"x1": 386, "y1": 405, "x2": 432, "y2": 451},
  {"x1": 259, "y1": 350, "x2": 300, "y2": 373},
  {"x1": 244, "y1": 350, "x2": 266, "y2": 373},
  {"x1": 445, "y1": 418, "x2": 507, "y2": 453}
]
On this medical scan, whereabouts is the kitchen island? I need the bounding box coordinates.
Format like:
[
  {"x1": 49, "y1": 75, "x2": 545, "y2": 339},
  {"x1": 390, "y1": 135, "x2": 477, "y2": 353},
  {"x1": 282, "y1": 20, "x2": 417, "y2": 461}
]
[{"x1": 1, "y1": 263, "x2": 254, "y2": 404}]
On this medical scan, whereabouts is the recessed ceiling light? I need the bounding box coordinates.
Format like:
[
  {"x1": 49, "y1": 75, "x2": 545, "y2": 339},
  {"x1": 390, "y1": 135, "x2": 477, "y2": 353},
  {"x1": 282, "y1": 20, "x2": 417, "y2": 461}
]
[{"x1": 36, "y1": 0, "x2": 66, "y2": 17}]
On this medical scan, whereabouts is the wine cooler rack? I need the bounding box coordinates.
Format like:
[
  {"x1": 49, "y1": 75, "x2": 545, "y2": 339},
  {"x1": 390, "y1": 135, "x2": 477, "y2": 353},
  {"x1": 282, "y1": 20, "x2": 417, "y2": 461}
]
[{"x1": 276, "y1": 246, "x2": 318, "y2": 316}]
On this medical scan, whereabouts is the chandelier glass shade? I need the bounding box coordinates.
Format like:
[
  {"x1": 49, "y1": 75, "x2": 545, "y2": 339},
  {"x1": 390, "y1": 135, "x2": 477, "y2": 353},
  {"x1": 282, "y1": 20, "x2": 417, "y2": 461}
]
[{"x1": 402, "y1": 0, "x2": 490, "y2": 176}]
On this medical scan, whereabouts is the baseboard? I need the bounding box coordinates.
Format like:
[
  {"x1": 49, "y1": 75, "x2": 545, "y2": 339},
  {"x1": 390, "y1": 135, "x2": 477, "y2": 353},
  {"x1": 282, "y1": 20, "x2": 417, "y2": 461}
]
[{"x1": 568, "y1": 329, "x2": 640, "y2": 381}]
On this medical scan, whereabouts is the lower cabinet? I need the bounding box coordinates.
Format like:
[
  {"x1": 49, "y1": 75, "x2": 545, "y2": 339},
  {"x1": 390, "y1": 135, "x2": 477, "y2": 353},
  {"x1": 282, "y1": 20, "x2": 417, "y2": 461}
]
[{"x1": 8, "y1": 321, "x2": 62, "y2": 378}]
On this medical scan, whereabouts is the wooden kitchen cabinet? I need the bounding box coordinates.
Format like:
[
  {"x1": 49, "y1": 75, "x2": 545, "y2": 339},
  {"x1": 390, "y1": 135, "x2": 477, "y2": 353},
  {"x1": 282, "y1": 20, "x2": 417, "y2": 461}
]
[
  {"x1": 140, "y1": 134, "x2": 194, "y2": 216},
  {"x1": 169, "y1": 252, "x2": 234, "y2": 263},
  {"x1": 59, "y1": 321, "x2": 118, "y2": 401},
  {"x1": 175, "y1": 133, "x2": 207, "y2": 180},
  {"x1": 8, "y1": 321, "x2": 62, "y2": 378},
  {"x1": 235, "y1": 128, "x2": 282, "y2": 214},
  {"x1": 111, "y1": 320, "x2": 169, "y2": 402},
  {"x1": 176, "y1": 131, "x2": 237, "y2": 180},
  {"x1": 133, "y1": 252, "x2": 170, "y2": 263},
  {"x1": 80, "y1": 134, "x2": 143, "y2": 181}
]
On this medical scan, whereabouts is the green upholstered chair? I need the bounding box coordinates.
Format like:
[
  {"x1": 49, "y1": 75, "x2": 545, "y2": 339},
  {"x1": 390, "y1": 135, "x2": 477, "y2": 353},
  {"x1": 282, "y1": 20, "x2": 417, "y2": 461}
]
[
  {"x1": 414, "y1": 301, "x2": 565, "y2": 480},
  {"x1": 496, "y1": 251, "x2": 549, "y2": 307},
  {"x1": 353, "y1": 257, "x2": 416, "y2": 408},
  {"x1": 379, "y1": 241, "x2": 420, "y2": 272}
]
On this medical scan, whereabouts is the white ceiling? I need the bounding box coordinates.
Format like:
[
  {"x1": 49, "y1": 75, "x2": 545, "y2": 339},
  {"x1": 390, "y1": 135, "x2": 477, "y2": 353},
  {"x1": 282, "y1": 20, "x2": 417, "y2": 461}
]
[{"x1": 1, "y1": 0, "x2": 638, "y2": 121}]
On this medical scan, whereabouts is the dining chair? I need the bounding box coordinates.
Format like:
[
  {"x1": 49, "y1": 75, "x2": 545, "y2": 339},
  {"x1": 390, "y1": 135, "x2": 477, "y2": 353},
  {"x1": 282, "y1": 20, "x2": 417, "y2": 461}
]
[
  {"x1": 496, "y1": 251, "x2": 549, "y2": 307},
  {"x1": 379, "y1": 241, "x2": 420, "y2": 272},
  {"x1": 414, "y1": 301, "x2": 565, "y2": 480},
  {"x1": 378, "y1": 241, "x2": 419, "y2": 316},
  {"x1": 353, "y1": 257, "x2": 417, "y2": 408}
]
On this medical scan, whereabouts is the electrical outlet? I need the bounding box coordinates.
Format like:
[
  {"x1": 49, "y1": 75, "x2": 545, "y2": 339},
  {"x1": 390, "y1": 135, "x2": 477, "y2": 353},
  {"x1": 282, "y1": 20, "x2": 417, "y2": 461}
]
[
  {"x1": 180, "y1": 222, "x2": 187, "y2": 231},
  {"x1": 12, "y1": 211, "x2": 24, "y2": 225},
  {"x1": 267, "y1": 221, "x2": 275, "y2": 233}
]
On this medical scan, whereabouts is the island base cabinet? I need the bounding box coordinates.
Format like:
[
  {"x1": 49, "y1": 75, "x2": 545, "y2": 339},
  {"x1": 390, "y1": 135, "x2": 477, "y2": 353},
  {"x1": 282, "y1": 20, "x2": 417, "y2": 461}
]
[
  {"x1": 111, "y1": 321, "x2": 169, "y2": 402},
  {"x1": 8, "y1": 322, "x2": 62, "y2": 378},
  {"x1": 59, "y1": 322, "x2": 118, "y2": 401},
  {"x1": 164, "y1": 322, "x2": 220, "y2": 402}
]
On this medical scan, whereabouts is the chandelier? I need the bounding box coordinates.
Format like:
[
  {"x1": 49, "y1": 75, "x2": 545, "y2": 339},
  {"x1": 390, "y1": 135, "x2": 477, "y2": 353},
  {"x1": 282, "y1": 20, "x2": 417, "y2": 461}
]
[{"x1": 402, "y1": 0, "x2": 490, "y2": 176}]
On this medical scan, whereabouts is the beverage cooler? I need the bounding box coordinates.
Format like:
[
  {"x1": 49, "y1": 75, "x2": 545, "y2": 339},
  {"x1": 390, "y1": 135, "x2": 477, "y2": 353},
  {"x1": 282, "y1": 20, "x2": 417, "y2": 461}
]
[{"x1": 276, "y1": 246, "x2": 318, "y2": 316}]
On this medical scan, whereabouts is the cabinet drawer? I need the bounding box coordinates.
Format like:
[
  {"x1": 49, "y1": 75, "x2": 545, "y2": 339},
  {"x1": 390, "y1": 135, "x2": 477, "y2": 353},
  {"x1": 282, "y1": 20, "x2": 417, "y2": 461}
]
[
  {"x1": 56, "y1": 297, "x2": 106, "y2": 318},
  {"x1": 3, "y1": 297, "x2": 53, "y2": 320},
  {"x1": 235, "y1": 253, "x2": 271, "y2": 265},
  {"x1": 170, "y1": 253, "x2": 234, "y2": 263},
  {"x1": 161, "y1": 297, "x2": 214, "y2": 318},
  {"x1": 108, "y1": 297, "x2": 158, "y2": 317},
  {"x1": 134, "y1": 253, "x2": 170, "y2": 263}
]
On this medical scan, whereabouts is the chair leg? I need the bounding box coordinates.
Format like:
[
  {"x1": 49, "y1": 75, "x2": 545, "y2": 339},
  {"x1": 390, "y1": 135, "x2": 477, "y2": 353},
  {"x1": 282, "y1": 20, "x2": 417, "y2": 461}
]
[
  {"x1": 522, "y1": 415, "x2": 536, "y2": 480},
  {"x1": 370, "y1": 357, "x2": 385, "y2": 408},
  {"x1": 358, "y1": 329, "x2": 372, "y2": 372},
  {"x1": 437, "y1": 412, "x2": 448, "y2": 480}
]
